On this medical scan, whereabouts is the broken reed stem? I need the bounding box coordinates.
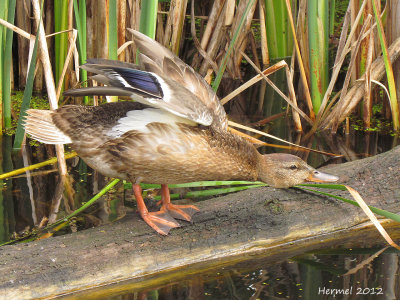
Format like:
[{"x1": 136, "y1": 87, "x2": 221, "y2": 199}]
[
  {"x1": 284, "y1": 0, "x2": 315, "y2": 120},
  {"x1": 345, "y1": 185, "x2": 400, "y2": 250},
  {"x1": 330, "y1": 14, "x2": 372, "y2": 132},
  {"x1": 258, "y1": 0, "x2": 269, "y2": 66},
  {"x1": 314, "y1": 0, "x2": 368, "y2": 126},
  {"x1": 363, "y1": 17, "x2": 374, "y2": 129},
  {"x1": 198, "y1": 2, "x2": 227, "y2": 75},
  {"x1": 56, "y1": 29, "x2": 77, "y2": 100},
  {"x1": 221, "y1": 61, "x2": 286, "y2": 105},
  {"x1": 190, "y1": 0, "x2": 219, "y2": 73},
  {"x1": 228, "y1": 120, "x2": 340, "y2": 157},
  {"x1": 0, "y1": 17, "x2": 31, "y2": 39},
  {"x1": 221, "y1": 59, "x2": 312, "y2": 126},
  {"x1": 240, "y1": 50, "x2": 302, "y2": 131},
  {"x1": 321, "y1": 36, "x2": 400, "y2": 130},
  {"x1": 0, "y1": 152, "x2": 77, "y2": 180},
  {"x1": 170, "y1": 0, "x2": 188, "y2": 55},
  {"x1": 31, "y1": 0, "x2": 73, "y2": 204}
]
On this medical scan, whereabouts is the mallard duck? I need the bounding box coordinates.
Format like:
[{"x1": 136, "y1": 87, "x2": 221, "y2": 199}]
[{"x1": 24, "y1": 30, "x2": 339, "y2": 235}]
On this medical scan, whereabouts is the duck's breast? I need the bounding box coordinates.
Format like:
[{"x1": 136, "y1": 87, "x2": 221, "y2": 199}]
[{"x1": 97, "y1": 123, "x2": 259, "y2": 184}]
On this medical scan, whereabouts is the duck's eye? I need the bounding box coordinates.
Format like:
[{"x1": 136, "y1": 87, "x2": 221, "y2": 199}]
[{"x1": 289, "y1": 164, "x2": 298, "y2": 170}]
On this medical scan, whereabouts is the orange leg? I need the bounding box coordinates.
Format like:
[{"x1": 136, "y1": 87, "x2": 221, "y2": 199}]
[
  {"x1": 160, "y1": 184, "x2": 200, "y2": 221},
  {"x1": 133, "y1": 184, "x2": 180, "y2": 235}
]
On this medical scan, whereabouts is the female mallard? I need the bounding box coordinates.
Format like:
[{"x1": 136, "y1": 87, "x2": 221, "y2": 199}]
[{"x1": 24, "y1": 30, "x2": 338, "y2": 235}]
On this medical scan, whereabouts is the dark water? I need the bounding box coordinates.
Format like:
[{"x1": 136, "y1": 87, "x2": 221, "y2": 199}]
[{"x1": 71, "y1": 247, "x2": 400, "y2": 300}]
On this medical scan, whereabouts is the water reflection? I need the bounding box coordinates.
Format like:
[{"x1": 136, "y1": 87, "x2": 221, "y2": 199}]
[
  {"x1": 0, "y1": 137, "x2": 127, "y2": 244},
  {"x1": 66, "y1": 246, "x2": 399, "y2": 299}
]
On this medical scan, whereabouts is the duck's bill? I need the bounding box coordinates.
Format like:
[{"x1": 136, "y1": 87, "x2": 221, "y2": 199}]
[{"x1": 306, "y1": 170, "x2": 339, "y2": 183}]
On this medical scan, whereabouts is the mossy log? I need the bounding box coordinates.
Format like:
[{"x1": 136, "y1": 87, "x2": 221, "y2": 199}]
[{"x1": 1, "y1": 146, "x2": 400, "y2": 299}]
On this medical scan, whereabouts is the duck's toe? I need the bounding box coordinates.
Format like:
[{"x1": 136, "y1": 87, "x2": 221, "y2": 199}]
[
  {"x1": 141, "y1": 211, "x2": 180, "y2": 235},
  {"x1": 161, "y1": 203, "x2": 200, "y2": 222}
]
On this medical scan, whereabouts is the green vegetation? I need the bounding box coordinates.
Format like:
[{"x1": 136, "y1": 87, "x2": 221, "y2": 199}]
[
  {"x1": 108, "y1": 0, "x2": 118, "y2": 60},
  {"x1": 308, "y1": 0, "x2": 329, "y2": 113},
  {"x1": 4, "y1": 91, "x2": 49, "y2": 136},
  {"x1": 73, "y1": 0, "x2": 88, "y2": 104},
  {"x1": 264, "y1": 0, "x2": 293, "y2": 59},
  {"x1": 372, "y1": 0, "x2": 399, "y2": 131},
  {"x1": 2, "y1": 0, "x2": 16, "y2": 130},
  {"x1": 54, "y1": 0, "x2": 69, "y2": 93},
  {"x1": 212, "y1": 0, "x2": 257, "y2": 91},
  {"x1": 139, "y1": 0, "x2": 158, "y2": 38}
]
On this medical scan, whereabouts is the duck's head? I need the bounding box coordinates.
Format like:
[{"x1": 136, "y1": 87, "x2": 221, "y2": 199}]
[{"x1": 257, "y1": 153, "x2": 339, "y2": 188}]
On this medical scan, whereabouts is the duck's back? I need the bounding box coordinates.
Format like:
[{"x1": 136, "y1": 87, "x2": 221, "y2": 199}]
[
  {"x1": 52, "y1": 101, "x2": 147, "y2": 142},
  {"x1": 25, "y1": 101, "x2": 145, "y2": 147}
]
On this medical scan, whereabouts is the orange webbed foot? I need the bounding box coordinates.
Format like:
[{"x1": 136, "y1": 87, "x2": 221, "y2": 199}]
[
  {"x1": 162, "y1": 203, "x2": 200, "y2": 222},
  {"x1": 141, "y1": 210, "x2": 180, "y2": 235},
  {"x1": 133, "y1": 183, "x2": 180, "y2": 235},
  {"x1": 160, "y1": 184, "x2": 200, "y2": 222}
]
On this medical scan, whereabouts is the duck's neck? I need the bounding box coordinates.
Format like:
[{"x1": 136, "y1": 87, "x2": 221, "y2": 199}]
[
  {"x1": 255, "y1": 154, "x2": 276, "y2": 186},
  {"x1": 216, "y1": 129, "x2": 264, "y2": 181}
]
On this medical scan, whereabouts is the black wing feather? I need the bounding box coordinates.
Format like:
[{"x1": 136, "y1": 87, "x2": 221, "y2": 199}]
[
  {"x1": 114, "y1": 68, "x2": 163, "y2": 98},
  {"x1": 80, "y1": 63, "x2": 164, "y2": 99}
]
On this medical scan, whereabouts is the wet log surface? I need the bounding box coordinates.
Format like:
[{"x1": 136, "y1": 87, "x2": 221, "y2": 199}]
[{"x1": 1, "y1": 146, "x2": 400, "y2": 299}]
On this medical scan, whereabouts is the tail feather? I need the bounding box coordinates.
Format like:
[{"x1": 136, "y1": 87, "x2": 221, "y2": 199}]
[{"x1": 24, "y1": 109, "x2": 72, "y2": 144}]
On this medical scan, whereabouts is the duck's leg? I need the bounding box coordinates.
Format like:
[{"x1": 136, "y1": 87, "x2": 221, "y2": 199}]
[
  {"x1": 133, "y1": 184, "x2": 180, "y2": 235},
  {"x1": 160, "y1": 184, "x2": 200, "y2": 221}
]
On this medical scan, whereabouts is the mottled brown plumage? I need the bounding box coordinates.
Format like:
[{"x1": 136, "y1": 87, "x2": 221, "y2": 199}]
[{"x1": 24, "y1": 30, "x2": 338, "y2": 235}]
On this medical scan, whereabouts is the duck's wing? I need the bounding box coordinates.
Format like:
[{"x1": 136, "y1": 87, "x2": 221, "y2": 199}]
[
  {"x1": 128, "y1": 29, "x2": 227, "y2": 129},
  {"x1": 64, "y1": 31, "x2": 227, "y2": 128},
  {"x1": 64, "y1": 62, "x2": 214, "y2": 126},
  {"x1": 65, "y1": 32, "x2": 228, "y2": 128}
]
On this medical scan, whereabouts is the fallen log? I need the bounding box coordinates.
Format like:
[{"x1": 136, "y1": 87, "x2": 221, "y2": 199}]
[{"x1": 1, "y1": 146, "x2": 400, "y2": 299}]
